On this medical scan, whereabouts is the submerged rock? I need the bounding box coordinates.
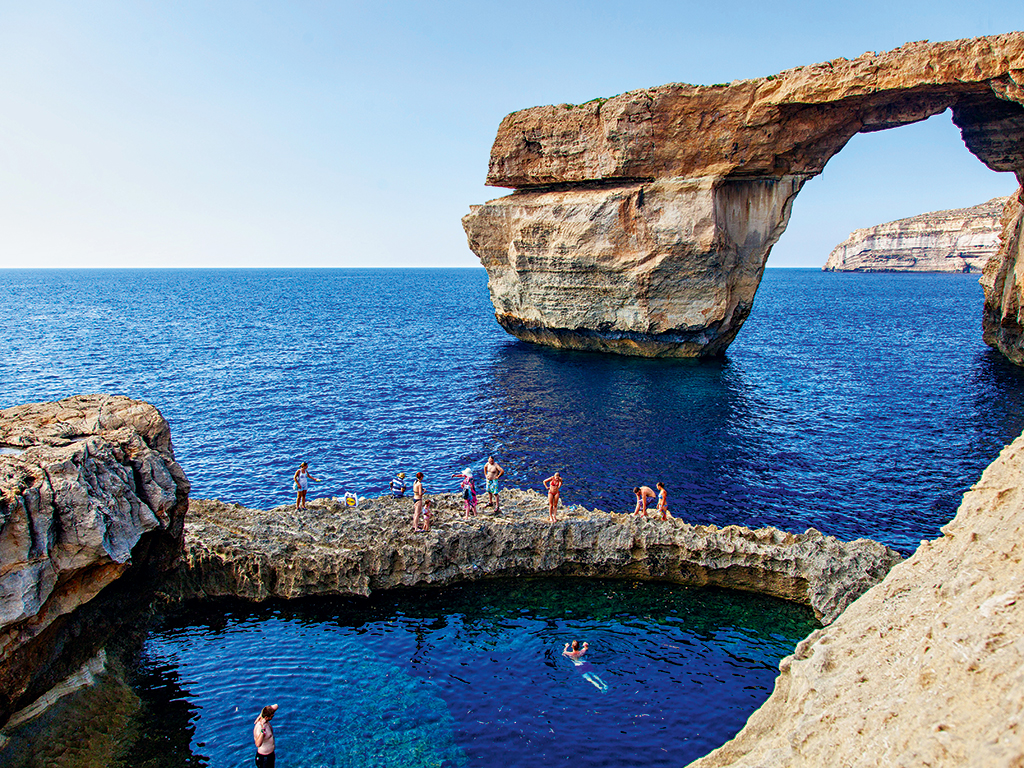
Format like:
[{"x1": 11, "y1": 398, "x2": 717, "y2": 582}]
[
  {"x1": 464, "y1": 33, "x2": 1024, "y2": 357},
  {"x1": 823, "y1": 197, "x2": 1008, "y2": 273},
  {"x1": 169, "y1": 489, "x2": 901, "y2": 626},
  {"x1": 0, "y1": 396, "x2": 189, "y2": 726},
  {"x1": 690, "y1": 429, "x2": 1024, "y2": 768}
]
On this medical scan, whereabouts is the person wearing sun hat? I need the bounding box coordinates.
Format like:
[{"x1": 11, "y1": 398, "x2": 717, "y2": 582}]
[
  {"x1": 390, "y1": 471, "x2": 407, "y2": 498},
  {"x1": 451, "y1": 467, "x2": 477, "y2": 517}
]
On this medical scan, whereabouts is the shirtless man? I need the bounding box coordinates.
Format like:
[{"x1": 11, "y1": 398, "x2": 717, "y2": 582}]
[
  {"x1": 543, "y1": 472, "x2": 562, "y2": 523},
  {"x1": 563, "y1": 639, "x2": 589, "y2": 661},
  {"x1": 483, "y1": 456, "x2": 505, "y2": 513},
  {"x1": 656, "y1": 481, "x2": 669, "y2": 521},
  {"x1": 412, "y1": 472, "x2": 425, "y2": 531},
  {"x1": 633, "y1": 485, "x2": 657, "y2": 518},
  {"x1": 253, "y1": 703, "x2": 279, "y2": 768}
]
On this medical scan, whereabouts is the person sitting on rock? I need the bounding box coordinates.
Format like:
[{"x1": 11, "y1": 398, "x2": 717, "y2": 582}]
[{"x1": 390, "y1": 472, "x2": 407, "y2": 498}]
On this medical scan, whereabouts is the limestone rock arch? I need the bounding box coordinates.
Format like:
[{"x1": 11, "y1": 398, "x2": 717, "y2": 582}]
[{"x1": 463, "y1": 33, "x2": 1024, "y2": 358}]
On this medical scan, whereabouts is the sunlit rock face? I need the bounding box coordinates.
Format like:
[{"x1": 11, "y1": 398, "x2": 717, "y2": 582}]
[
  {"x1": 982, "y1": 189, "x2": 1024, "y2": 364},
  {"x1": 0, "y1": 396, "x2": 189, "y2": 725},
  {"x1": 689, "y1": 428, "x2": 1024, "y2": 768},
  {"x1": 464, "y1": 33, "x2": 1024, "y2": 357},
  {"x1": 823, "y1": 197, "x2": 1008, "y2": 273}
]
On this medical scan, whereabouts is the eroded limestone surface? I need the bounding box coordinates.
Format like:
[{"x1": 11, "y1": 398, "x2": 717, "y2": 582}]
[
  {"x1": 464, "y1": 33, "x2": 1024, "y2": 357},
  {"x1": 170, "y1": 489, "x2": 901, "y2": 626},
  {"x1": 0, "y1": 396, "x2": 189, "y2": 724},
  {"x1": 690, "y1": 430, "x2": 1024, "y2": 768}
]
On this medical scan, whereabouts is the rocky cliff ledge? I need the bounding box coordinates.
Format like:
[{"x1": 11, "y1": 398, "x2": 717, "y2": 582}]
[
  {"x1": 464, "y1": 33, "x2": 1024, "y2": 357},
  {"x1": 982, "y1": 189, "x2": 1024, "y2": 364},
  {"x1": 0, "y1": 396, "x2": 188, "y2": 725},
  {"x1": 823, "y1": 197, "x2": 1008, "y2": 272},
  {"x1": 690, "y1": 429, "x2": 1024, "y2": 768},
  {"x1": 170, "y1": 489, "x2": 901, "y2": 626}
]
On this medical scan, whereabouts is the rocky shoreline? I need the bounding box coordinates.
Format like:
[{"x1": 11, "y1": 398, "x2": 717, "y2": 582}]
[
  {"x1": 168, "y1": 489, "x2": 901, "y2": 626},
  {"x1": 4, "y1": 394, "x2": 1024, "y2": 767}
]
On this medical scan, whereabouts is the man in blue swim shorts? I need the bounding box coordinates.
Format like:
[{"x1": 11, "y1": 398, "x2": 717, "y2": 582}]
[{"x1": 483, "y1": 456, "x2": 505, "y2": 514}]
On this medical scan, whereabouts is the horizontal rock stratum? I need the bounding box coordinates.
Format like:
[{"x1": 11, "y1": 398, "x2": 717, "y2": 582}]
[
  {"x1": 0, "y1": 396, "x2": 188, "y2": 726},
  {"x1": 464, "y1": 33, "x2": 1024, "y2": 357},
  {"x1": 690, "y1": 427, "x2": 1024, "y2": 767},
  {"x1": 823, "y1": 197, "x2": 1008, "y2": 273},
  {"x1": 169, "y1": 489, "x2": 901, "y2": 626}
]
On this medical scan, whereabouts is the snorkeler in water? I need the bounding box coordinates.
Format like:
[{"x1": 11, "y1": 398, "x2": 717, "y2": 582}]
[{"x1": 562, "y1": 640, "x2": 608, "y2": 692}]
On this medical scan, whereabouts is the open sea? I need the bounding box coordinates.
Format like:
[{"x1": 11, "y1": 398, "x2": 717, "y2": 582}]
[{"x1": 3, "y1": 267, "x2": 1024, "y2": 767}]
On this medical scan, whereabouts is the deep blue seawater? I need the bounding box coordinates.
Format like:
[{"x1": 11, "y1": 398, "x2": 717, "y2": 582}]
[
  {"x1": 3, "y1": 268, "x2": 1024, "y2": 551},
  {"x1": 3, "y1": 267, "x2": 1024, "y2": 766}
]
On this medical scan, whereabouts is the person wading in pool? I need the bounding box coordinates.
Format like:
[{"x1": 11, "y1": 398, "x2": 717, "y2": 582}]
[
  {"x1": 543, "y1": 472, "x2": 562, "y2": 523},
  {"x1": 253, "y1": 703, "x2": 279, "y2": 767},
  {"x1": 293, "y1": 462, "x2": 319, "y2": 511}
]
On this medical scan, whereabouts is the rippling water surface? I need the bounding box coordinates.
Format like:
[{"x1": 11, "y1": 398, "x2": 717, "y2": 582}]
[
  {"x1": 2, "y1": 268, "x2": 1023, "y2": 550},
  {"x1": 2, "y1": 267, "x2": 1024, "y2": 766},
  {"x1": 119, "y1": 580, "x2": 816, "y2": 768}
]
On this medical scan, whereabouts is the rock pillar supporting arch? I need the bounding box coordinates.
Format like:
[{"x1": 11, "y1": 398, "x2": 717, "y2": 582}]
[{"x1": 463, "y1": 33, "x2": 1024, "y2": 358}]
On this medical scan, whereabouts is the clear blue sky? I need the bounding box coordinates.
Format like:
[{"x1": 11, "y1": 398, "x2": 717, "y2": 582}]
[{"x1": 1, "y1": 1, "x2": 1021, "y2": 268}]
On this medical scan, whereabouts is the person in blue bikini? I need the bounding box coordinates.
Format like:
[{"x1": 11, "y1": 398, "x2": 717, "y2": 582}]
[{"x1": 563, "y1": 640, "x2": 608, "y2": 691}]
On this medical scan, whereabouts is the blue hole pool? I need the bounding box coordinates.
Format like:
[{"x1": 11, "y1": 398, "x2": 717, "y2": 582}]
[{"x1": 117, "y1": 579, "x2": 817, "y2": 767}]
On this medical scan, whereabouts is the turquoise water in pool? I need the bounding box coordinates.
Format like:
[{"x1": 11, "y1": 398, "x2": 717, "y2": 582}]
[{"x1": 126, "y1": 580, "x2": 816, "y2": 767}]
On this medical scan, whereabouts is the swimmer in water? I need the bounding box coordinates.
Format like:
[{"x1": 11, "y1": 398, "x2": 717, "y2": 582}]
[{"x1": 562, "y1": 640, "x2": 608, "y2": 692}]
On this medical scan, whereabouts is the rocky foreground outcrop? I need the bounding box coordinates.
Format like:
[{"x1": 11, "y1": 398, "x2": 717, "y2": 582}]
[
  {"x1": 690, "y1": 429, "x2": 1024, "y2": 768},
  {"x1": 0, "y1": 396, "x2": 188, "y2": 725},
  {"x1": 464, "y1": 33, "x2": 1024, "y2": 357},
  {"x1": 170, "y1": 489, "x2": 901, "y2": 626},
  {"x1": 823, "y1": 197, "x2": 1008, "y2": 272}
]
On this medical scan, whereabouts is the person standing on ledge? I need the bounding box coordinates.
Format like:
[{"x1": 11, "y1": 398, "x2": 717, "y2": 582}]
[
  {"x1": 633, "y1": 485, "x2": 656, "y2": 518},
  {"x1": 456, "y1": 468, "x2": 478, "y2": 517},
  {"x1": 253, "y1": 703, "x2": 279, "y2": 767},
  {"x1": 656, "y1": 481, "x2": 670, "y2": 521},
  {"x1": 483, "y1": 456, "x2": 505, "y2": 513},
  {"x1": 543, "y1": 472, "x2": 562, "y2": 523},
  {"x1": 412, "y1": 472, "x2": 425, "y2": 531},
  {"x1": 293, "y1": 462, "x2": 319, "y2": 511}
]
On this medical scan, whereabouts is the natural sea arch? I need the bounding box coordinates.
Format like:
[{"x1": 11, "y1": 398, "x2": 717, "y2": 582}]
[{"x1": 463, "y1": 33, "x2": 1024, "y2": 359}]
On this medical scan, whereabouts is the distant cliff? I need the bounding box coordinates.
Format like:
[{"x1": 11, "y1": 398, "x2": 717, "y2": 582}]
[{"x1": 823, "y1": 197, "x2": 1008, "y2": 273}]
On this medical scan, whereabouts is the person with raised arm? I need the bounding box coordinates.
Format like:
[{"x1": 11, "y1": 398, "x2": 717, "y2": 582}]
[{"x1": 253, "y1": 703, "x2": 279, "y2": 767}]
